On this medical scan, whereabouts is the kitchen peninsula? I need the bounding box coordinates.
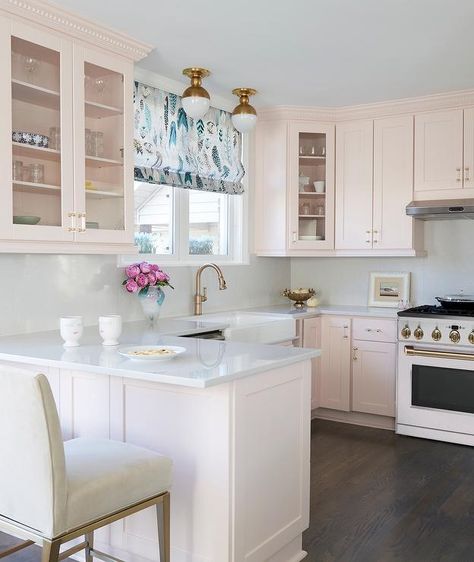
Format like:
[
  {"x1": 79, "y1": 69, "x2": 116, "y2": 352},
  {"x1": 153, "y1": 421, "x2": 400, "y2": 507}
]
[{"x1": 0, "y1": 321, "x2": 318, "y2": 562}]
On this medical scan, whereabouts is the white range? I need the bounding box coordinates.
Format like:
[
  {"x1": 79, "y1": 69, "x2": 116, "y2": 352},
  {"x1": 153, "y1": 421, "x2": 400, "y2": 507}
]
[{"x1": 397, "y1": 304, "x2": 474, "y2": 447}]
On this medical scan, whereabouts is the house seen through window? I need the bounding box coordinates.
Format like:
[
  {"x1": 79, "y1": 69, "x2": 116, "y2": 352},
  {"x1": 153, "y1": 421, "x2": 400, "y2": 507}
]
[{"x1": 134, "y1": 182, "x2": 230, "y2": 258}]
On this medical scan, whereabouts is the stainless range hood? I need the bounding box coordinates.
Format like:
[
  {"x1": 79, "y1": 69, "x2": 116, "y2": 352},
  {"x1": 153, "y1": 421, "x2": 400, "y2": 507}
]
[{"x1": 406, "y1": 199, "x2": 474, "y2": 220}]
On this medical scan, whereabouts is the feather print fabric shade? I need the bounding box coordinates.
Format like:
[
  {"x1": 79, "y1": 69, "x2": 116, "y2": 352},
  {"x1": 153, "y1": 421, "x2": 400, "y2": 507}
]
[{"x1": 134, "y1": 81, "x2": 245, "y2": 194}]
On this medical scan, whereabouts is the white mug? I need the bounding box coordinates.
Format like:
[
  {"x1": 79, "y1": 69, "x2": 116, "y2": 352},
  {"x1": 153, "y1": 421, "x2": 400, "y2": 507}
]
[
  {"x1": 99, "y1": 315, "x2": 122, "y2": 346},
  {"x1": 313, "y1": 180, "x2": 326, "y2": 193},
  {"x1": 60, "y1": 316, "x2": 83, "y2": 347}
]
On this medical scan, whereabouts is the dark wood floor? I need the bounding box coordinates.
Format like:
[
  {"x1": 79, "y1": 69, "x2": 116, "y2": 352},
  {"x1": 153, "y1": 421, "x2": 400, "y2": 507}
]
[
  {"x1": 303, "y1": 420, "x2": 474, "y2": 562},
  {"x1": 1, "y1": 420, "x2": 473, "y2": 562}
]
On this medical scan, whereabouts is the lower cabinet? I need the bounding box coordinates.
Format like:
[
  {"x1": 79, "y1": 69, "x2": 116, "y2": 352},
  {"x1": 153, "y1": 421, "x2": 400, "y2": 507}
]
[
  {"x1": 302, "y1": 316, "x2": 321, "y2": 410},
  {"x1": 319, "y1": 316, "x2": 351, "y2": 411},
  {"x1": 352, "y1": 340, "x2": 396, "y2": 416},
  {"x1": 302, "y1": 315, "x2": 397, "y2": 421}
]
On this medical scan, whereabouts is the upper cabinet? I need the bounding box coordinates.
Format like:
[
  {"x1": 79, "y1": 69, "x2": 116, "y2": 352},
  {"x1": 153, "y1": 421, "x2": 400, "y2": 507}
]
[
  {"x1": 335, "y1": 119, "x2": 373, "y2": 249},
  {"x1": 1, "y1": 21, "x2": 75, "y2": 243},
  {"x1": 0, "y1": 5, "x2": 150, "y2": 253},
  {"x1": 289, "y1": 121, "x2": 335, "y2": 251},
  {"x1": 414, "y1": 108, "x2": 474, "y2": 200},
  {"x1": 373, "y1": 116, "x2": 421, "y2": 251},
  {"x1": 73, "y1": 47, "x2": 133, "y2": 245},
  {"x1": 255, "y1": 118, "x2": 335, "y2": 256},
  {"x1": 335, "y1": 116, "x2": 422, "y2": 254}
]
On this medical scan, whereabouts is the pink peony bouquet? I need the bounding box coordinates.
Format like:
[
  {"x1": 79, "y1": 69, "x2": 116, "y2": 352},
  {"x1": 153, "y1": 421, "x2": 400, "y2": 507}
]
[{"x1": 122, "y1": 262, "x2": 174, "y2": 295}]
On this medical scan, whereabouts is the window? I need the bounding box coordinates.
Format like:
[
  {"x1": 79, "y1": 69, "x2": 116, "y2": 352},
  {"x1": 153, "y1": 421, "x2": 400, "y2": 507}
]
[
  {"x1": 134, "y1": 183, "x2": 173, "y2": 254},
  {"x1": 188, "y1": 190, "x2": 228, "y2": 256},
  {"x1": 130, "y1": 181, "x2": 245, "y2": 264}
]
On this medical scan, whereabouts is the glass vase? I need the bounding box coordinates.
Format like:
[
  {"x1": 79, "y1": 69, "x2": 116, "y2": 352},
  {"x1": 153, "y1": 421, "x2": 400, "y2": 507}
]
[{"x1": 139, "y1": 285, "x2": 165, "y2": 325}]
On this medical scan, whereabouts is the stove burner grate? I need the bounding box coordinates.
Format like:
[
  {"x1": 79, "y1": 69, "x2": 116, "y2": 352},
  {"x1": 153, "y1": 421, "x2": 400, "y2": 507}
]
[{"x1": 398, "y1": 305, "x2": 474, "y2": 318}]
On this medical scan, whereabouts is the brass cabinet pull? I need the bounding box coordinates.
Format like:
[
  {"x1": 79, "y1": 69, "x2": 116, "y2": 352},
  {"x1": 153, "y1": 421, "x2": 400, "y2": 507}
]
[
  {"x1": 456, "y1": 168, "x2": 462, "y2": 182},
  {"x1": 77, "y1": 212, "x2": 86, "y2": 233},
  {"x1": 352, "y1": 347, "x2": 358, "y2": 360},
  {"x1": 404, "y1": 345, "x2": 474, "y2": 361},
  {"x1": 465, "y1": 167, "x2": 471, "y2": 182},
  {"x1": 67, "y1": 211, "x2": 76, "y2": 232}
]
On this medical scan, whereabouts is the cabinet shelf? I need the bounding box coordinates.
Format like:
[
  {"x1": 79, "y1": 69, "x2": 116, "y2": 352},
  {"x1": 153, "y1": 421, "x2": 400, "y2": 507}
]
[
  {"x1": 85, "y1": 155, "x2": 123, "y2": 168},
  {"x1": 12, "y1": 79, "x2": 60, "y2": 110},
  {"x1": 12, "y1": 142, "x2": 61, "y2": 161},
  {"x1": 86, "y1": 188, "x2": 123, "y2": 199},
  {"x1": 299, "y1": 155, "x2": 326, "y2": 160},
  {"x1": 85, "y1": 100, "x2": 123, "y2": 119},
  {"x1": 13, "y1": 180, "x2": 60, "y2": 194},
  {"x1": 298, "y1": 191, "x2": 326, "y2": 197},
  {"x1": 299, "y1": 214, "x2": 325, "y2": 218}
]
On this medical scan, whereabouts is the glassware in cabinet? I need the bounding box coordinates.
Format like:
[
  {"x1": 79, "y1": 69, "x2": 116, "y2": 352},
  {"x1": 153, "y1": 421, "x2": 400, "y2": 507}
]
[
  {"x1": 80, "y1": 59, "x2": 127, "y2": 237},
  {"x1": 7, "y1": 26, "x2": 75, "y2": 241},
  {"x1": 292, "y1": 124, "x2": 334, "y2": 249}
]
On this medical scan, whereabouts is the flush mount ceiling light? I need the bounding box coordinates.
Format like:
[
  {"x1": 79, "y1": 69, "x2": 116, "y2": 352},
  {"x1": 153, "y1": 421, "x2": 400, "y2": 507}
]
[
  {"x1": 181, "y1": 67, "x2": 211, "y2": 119},
  {"x1": 231, "y1": 88, "x2": 257, "y2": 133}
]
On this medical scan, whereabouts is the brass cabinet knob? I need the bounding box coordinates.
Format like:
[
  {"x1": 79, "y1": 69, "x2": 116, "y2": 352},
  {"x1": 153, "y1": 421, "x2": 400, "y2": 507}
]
[
  {"x1": 449, "y1": 330, "x2": 461, "y2": 343},
  {"x1": 401, "y1": 325, "x2": 411, "y2": 338},
  {"x1": 414, "y1": 326, "x2": 424, "y2": 340},
  {"x1": 431, "y1": 328, "x2": 442, "y2": 342},
  {"x1": 469, "y1": 331, "x2": 474, "y2": 344}
]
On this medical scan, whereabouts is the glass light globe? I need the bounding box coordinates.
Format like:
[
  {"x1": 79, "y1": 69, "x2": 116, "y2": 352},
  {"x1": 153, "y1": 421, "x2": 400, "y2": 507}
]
[
  {"x1": 182, "y1": 96, "x2": 210, "y2": 119},
  {"x1": 232, "y1": 112, "x2": 257, "y2": 133}
]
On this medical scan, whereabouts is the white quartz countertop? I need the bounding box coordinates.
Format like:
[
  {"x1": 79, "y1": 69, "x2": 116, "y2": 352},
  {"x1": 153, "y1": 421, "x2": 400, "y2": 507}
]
[
  {"x1": 247, "y1": 304, "x2": 399, "y2": 319},
  {"x1": 0, "y1": 321, "x2": 318, "y2": 388}
]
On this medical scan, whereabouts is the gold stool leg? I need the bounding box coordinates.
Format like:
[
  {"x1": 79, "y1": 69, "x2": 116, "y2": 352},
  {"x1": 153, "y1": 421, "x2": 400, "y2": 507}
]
[
  {"x1": 41, "y1": 539, "x2": 61, "y2": 562},
  {"x1": 156, "y1": 493, "x2": 170, "y2": 562},
  {"x1": 85, "y1": 532, "x2": 94, "y2": 562}
]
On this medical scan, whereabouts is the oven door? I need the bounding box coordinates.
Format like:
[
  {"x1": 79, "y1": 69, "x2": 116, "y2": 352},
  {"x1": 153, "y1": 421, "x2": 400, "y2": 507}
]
[{"x1": 397, "y1": 344, "x2": 474, "y2": 437}]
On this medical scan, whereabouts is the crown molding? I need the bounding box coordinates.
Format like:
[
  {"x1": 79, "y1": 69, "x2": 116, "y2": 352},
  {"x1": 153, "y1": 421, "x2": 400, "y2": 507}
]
[
  {"x1": 0, "y1": 0, "x2": 153, "y2": 61},
  {"x1": 258, "y1": 88, "x2": 474, "y2": 122}
]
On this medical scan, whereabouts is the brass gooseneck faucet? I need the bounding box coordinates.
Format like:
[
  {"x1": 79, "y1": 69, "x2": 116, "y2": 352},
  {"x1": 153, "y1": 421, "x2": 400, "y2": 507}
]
[{"x1": 194, "y1": 263, "x2": 227, "y2": 315}]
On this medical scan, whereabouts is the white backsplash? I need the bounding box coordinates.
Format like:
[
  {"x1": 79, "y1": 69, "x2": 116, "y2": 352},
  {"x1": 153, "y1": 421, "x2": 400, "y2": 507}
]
[
  {"x1": 0, "y1": 254, "x2": 290, "y2": 336},
  {"x1": 291, "y1": 220, "x2": 474, "y2": 306},
  {"x1": 3, "y1": 220, "x2": 472, "y2": 336}
]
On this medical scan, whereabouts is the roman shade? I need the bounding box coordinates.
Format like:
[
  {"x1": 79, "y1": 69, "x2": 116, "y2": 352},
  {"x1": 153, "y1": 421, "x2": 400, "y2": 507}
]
[{"x1": 134, "y1": 81, "x2": 245, "y2": 195}]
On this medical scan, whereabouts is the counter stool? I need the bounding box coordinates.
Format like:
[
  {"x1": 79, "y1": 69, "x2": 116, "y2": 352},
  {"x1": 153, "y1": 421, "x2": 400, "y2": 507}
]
[{"x1": 0, "y1": 367, "x2": 172, "y2": 562}]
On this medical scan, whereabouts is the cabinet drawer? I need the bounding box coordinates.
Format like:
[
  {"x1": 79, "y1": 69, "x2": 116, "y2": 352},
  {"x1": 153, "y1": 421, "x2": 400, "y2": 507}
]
[{"x1": 352, "y1": 318, "x2": 396, "y2": 342}]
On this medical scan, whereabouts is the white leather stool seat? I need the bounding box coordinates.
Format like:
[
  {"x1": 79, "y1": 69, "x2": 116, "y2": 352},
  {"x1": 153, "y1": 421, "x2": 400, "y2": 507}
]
[{"x1": 63, "y1": 438, "x2": 172, "y2": 534}]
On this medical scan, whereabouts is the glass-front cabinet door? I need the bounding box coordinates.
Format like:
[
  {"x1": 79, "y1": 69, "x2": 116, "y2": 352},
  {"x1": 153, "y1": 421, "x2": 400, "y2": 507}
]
[
  {"x1": 0, "y1": 19, "x2": 74, "y2": 241},
  {"x1": 73, "y1": 46, "x2": 133, "y2": 244},
  {"x1": 288, "y1": 121, "x2": 335, "y2": 250}
]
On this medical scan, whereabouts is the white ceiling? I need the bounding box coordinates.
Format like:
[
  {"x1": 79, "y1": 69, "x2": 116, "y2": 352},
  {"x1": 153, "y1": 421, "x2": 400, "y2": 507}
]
[{"x1": 52, "y1": 0, "x2": 474, "y2": 107}]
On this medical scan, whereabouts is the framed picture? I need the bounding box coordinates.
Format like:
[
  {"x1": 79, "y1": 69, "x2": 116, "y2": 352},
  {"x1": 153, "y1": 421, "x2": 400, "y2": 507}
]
[{"x1": 368, "y1": 272, "x2": 410, "y2": 308}]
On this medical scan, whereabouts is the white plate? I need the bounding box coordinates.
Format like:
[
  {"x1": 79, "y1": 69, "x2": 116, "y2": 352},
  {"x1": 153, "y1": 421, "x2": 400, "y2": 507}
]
[{"x1": 118, "y1": 345, "x2": 186, "y2": 361}]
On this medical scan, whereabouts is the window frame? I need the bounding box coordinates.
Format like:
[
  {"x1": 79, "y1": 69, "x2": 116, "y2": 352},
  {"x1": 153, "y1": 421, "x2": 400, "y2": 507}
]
[{"x1": 119, "y1": 145, "x2": 248, "y2": 266}]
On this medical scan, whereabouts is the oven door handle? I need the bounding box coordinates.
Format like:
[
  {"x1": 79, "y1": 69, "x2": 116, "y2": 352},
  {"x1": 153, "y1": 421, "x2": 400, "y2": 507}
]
[{"x1": 404, "y1": 345, "x2": 474, "y2": 361}]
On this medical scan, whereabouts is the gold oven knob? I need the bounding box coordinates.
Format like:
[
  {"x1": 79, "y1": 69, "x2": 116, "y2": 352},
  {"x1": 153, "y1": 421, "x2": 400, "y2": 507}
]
[
  {"x1": 401, "y1": 325, "x2": 411, "y2": 338},
  {"x1": 431, "y1": 328, "x2": 442, "y2": 342},
  {"x1": 469, "y1": 331, "x2": 474, "y2": 344},
  {"x1": 449, "y1": 330, "x2": 461, "y2": 343},
  {"x1": 414, "y1": 326, "x2": 424, "y2": 340}
]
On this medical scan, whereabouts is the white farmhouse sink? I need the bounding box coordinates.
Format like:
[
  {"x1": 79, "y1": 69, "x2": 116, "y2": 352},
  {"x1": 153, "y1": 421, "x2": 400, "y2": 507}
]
[{"x1": 183, "y1": 311, "x2": 296, "y2": 344}]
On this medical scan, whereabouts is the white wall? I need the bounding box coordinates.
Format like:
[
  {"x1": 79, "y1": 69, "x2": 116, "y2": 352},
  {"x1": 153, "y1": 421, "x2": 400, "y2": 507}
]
[
  {"x1": 291, "y1": 220, "x2": 474, "y2": 306},
  {"x1": 3, "y1": 220, "x2": 473, "y2": 337},
  {"x1": 0, "y1": 254, "x2": 290, "y2": 336}
]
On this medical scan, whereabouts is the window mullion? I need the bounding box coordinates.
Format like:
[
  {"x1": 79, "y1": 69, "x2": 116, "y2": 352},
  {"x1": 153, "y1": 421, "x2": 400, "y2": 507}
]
[{"x1": 178, "y1": 189, "x2": 190, "y2": 260}]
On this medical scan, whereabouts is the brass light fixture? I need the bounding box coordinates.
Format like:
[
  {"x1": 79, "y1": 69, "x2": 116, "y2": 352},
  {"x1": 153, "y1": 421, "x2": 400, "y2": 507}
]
[
  {"x1": 231, "y1": 88, "x2": 257, "y2": 133},
  {"x1": 181, "y1": 67, "x2": 211, "y2": 119}
]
